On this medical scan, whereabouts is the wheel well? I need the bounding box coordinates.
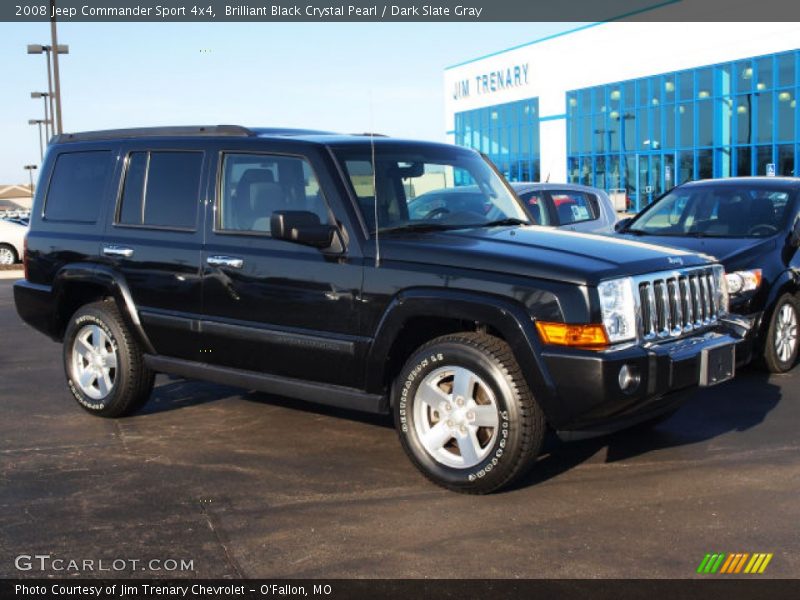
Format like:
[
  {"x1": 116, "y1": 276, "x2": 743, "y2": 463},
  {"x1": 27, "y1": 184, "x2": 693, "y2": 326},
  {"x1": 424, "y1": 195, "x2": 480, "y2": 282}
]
[
  {"x1": 383, "y1": 316, "x2": 505, "y2": 393},
  {"x1": 55, "y1": 282, "x2": 112, "y2": 338}
]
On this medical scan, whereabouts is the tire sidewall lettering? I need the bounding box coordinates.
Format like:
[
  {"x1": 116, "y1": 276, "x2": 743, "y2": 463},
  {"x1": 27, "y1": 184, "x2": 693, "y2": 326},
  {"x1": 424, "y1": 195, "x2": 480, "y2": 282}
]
[{"x1": 66, "y1": 312, "x2": 119, "y2": 411}]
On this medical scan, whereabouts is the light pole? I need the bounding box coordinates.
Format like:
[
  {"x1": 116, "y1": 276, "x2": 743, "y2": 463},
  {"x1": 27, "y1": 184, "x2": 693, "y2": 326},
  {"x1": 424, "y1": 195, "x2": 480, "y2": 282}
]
[
  {"x1": 28, "y1": 119, "x2": 48, "y2": 162},
  {"x1": 31, "y1": 92, "x2": 51, "y2": 139},
  {"x1": 27, "y1": 42, "x2": 68, "y2": 134},
  {"x1": 24, "y1": 165, "x2": 38, "y2": 198}
]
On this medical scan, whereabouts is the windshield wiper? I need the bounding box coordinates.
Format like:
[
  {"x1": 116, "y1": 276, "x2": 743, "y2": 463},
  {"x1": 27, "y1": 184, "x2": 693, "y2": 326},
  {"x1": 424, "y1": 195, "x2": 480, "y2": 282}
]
[
  {"x1": 379, "y1": 222, "x2": 466, "y2": 234},
  {"x1": 475, "y1": 217, "x2": 529, "y2": 228}
]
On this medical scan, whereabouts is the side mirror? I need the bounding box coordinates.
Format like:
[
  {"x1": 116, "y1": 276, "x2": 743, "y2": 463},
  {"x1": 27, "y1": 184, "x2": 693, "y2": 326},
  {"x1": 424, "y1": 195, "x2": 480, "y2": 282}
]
[
  {"x1": 614, "y1": 217, "x2": 633, "y2": 232},
  {"x1": 271, "y1": 210, "x2": 337, "y2": 249}
]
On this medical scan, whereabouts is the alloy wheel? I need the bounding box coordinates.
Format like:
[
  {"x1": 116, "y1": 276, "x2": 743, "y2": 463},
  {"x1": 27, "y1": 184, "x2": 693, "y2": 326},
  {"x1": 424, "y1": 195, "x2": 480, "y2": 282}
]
[
  {"x1": 71, "y1": 324, "x2": 119, "y2": 400},
  {"x1": 413, "y1": 365, "x2": 500, "y2": 469}
]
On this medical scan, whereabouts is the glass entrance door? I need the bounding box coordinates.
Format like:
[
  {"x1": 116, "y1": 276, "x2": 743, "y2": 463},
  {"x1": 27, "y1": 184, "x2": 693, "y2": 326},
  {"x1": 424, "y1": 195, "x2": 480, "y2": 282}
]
[{"x1": 634, "y1": 153, "x2": 665, "y2": 210}]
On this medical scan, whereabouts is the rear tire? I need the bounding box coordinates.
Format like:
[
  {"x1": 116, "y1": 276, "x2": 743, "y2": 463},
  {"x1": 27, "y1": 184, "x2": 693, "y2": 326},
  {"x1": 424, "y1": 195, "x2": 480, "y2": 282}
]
[
  {"x1": 393, "y1": 332, "x2": 545, "y2": 494},
  {"x1": 762, "y1": 294, "x2": 799, "y2": 373},
  {"x1": 63, "y1": 300, "x2": 154, "y2": 417}
]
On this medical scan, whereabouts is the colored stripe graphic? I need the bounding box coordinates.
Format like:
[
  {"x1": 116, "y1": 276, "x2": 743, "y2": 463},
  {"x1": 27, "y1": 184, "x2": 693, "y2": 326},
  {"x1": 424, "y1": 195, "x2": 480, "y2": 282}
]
[
  {"x1": 719, "y1": 554, "x2": 736, "y2": 573},
  {"x1": 701, "y1": 553, "x2": 726, "y2": 573},
  {"x1": 697, "y1": 554, "x2": 712, "y2": 573},
  {"x1": 734, "y1": 553, "x2": 749, "y2": 573},
  {"x1": 723, "y1": 553, "x2": 738, "y2": 573},
  {"x1": 701, "y1": 552, "x2": 774, "y2": 574},
  {"x1": 758, "y1": 554, "x2": 773, "y2": 573}
]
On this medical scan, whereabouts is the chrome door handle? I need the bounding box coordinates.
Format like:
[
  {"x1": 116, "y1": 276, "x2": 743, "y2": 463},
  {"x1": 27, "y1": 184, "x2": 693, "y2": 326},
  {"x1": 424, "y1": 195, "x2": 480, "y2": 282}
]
[
  {"x1": 102, "y1": 245, "x2": 134, "y2": 258},
  {"x1": 207, "y1": 255, "x2": 244, "y2": 269}
]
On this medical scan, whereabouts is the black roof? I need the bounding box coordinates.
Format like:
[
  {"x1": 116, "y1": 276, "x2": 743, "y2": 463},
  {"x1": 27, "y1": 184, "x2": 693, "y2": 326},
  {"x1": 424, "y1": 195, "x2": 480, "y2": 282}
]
[
  {"x1": 52, "y1": 125, "x2": 333, "y2": 143},
  {"x1": 50, "y1": 125, "x2": 464, "y2": 153}
]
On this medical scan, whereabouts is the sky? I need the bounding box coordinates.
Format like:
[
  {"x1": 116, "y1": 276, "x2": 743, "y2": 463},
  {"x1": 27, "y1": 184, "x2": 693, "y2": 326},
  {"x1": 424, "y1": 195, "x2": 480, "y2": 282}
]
[{"x1": 0, "y1": 21, "x2": 582, "y2": 184}]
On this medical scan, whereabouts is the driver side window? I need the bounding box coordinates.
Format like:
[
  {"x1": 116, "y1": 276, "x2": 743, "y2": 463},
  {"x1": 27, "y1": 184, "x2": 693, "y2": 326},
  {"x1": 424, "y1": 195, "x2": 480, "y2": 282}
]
[{"x1": 218, "y1": 153, "x2": 331, "y2": 234}]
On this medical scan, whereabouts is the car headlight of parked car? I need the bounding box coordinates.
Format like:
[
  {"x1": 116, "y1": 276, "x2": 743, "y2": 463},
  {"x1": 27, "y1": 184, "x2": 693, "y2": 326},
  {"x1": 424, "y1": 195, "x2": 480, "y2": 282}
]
[
  {"x1": 725, "y1": 268, "x2": 761, "y2": 296},
  {"x1": 598, "y1": 277, "x2": 637, "y2": 343}
]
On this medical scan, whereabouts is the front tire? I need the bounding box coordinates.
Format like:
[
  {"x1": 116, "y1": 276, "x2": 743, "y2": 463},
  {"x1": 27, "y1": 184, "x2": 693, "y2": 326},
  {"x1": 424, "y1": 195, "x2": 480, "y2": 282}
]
[
  {"x1": 393, "y1": 332, "x2": 545, "y2": 494},
  {"x1": 763, "y1": 294, "x2": 799, "y2": 373},
  {"x1": 63, "y1": 300, "x2": 154, "y2": 417}
]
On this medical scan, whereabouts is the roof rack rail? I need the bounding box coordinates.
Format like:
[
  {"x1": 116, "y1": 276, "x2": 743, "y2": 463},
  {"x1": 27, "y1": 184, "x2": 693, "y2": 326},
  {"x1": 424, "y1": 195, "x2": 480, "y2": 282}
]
[
  {"x1": 349, "y1": 132, "x2": 389, "y2": 137},
  {"x1": 53, "y1": 125, "x2": 254, "y2": 143}
]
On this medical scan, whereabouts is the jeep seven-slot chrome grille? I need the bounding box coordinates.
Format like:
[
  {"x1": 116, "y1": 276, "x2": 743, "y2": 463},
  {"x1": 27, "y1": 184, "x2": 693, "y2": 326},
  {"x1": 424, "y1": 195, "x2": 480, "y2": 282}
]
[{"x1": 636, "y1": 267, "x2": 720, "y2": 340}]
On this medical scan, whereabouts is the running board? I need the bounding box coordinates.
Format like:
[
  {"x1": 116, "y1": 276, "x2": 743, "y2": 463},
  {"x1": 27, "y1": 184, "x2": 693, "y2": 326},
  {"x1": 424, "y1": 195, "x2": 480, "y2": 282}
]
[{"x1": 144, "y1": 355, "x2": 388, "y2": 414}]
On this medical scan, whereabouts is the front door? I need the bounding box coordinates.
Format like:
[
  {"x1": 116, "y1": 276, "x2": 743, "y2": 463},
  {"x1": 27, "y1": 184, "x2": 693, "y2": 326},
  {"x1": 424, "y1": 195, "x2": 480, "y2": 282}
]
[{"x1": 200, "y1": 149, "x2": 364, "y2": 388}]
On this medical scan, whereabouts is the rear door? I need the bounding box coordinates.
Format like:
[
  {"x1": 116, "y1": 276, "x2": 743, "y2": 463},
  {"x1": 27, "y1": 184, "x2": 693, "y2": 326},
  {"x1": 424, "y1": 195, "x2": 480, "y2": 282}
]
[
  {"x1": 101, "y1": 142, "x2": 209, "y2": 360},
  {"x1": 199, "y1": 144, "x2": 365, "y2": 388}
]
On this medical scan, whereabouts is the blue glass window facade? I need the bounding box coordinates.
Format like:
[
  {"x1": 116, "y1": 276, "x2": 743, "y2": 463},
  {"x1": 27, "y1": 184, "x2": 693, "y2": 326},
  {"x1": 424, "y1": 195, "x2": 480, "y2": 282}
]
[
  {"x1": 454, "y1": 98, "x2": 540, "y2": 182},
  {"x1": 567, "y1": 50, "x2": 799, "y2": 211}
]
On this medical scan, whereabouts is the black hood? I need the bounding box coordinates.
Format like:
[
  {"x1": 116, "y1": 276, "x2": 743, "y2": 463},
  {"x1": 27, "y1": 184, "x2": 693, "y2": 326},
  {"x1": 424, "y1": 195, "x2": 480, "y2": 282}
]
[
  {"x1": 381, "y1": 225, "x2": 714, "y2": 286},
  {"x1": 617, "y1": 233, "x2": 778, "y2": 272}
]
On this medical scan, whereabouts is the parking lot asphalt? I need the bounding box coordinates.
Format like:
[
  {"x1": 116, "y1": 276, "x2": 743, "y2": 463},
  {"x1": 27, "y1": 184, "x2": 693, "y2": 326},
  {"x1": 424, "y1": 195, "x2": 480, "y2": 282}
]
[{"x1": 1, "y1": 278, "x2": 799, "y2": 579}]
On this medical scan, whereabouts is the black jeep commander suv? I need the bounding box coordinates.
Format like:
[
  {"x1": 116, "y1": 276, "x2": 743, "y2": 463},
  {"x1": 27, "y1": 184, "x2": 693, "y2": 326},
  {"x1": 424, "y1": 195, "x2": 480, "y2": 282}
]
[{"x1": 15, "y1": 126, "x2": 750, "y2": 493}]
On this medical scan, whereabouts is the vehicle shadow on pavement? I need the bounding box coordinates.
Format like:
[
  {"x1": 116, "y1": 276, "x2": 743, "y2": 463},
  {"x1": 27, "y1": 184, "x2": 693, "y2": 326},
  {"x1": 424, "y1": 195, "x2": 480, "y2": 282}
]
[
  {"x1": 512, "y1": 368, "x2": 783, "y2": 491},
  {"x1": 141, "y1": 375, "x2": 395, "y2": 429},
  {"x1": 241, "y1": 390, "x2": 395, "y2": 429},
  {"x1": 141, "y1": 376, "x2": 243, "y2": 414}
]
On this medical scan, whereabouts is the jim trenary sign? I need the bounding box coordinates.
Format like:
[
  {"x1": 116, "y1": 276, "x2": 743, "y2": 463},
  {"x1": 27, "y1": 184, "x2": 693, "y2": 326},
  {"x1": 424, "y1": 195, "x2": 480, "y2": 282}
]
[{"x1": 452, "y1": 63, "x2": 530, "y2": 100}]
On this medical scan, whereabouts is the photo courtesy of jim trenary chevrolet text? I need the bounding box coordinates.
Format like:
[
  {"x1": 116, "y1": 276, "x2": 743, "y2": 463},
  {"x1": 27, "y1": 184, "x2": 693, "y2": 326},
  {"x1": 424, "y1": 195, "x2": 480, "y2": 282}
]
[{"x1": 1, "y1": 0, "x2": 800, "y2": 598}]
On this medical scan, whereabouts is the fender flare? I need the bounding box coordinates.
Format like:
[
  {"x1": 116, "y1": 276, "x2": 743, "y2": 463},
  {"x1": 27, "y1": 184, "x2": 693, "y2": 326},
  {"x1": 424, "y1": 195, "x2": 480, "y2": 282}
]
[
  {"x1": 365, "y1": 288, "x2": 564, "y2": 424},
  {"x1": 51, "y1": 263, "x2": 155, "y2": 353}
]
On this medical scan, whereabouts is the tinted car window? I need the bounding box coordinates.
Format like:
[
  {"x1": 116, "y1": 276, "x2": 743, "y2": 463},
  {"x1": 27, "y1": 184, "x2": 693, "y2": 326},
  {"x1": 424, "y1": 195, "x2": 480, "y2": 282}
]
[
  {"x1": 629, "y1": 186, "x2": 795, "y2": 237},
  {"x1": 218, "y1": 153, "x2": 330, "y2": 234},
  {"x1": 45, "y1": 151, "x2": 113, "y2": 223},
  {"x1": 550, "y1": 191, "x2": 599, "y2": 225},
  {"x1": 118, "y1": 152, "x2": 147, "y2": 225},
  {"x1": 117, "y1": 151, "x2": 202, "y2": 229}
]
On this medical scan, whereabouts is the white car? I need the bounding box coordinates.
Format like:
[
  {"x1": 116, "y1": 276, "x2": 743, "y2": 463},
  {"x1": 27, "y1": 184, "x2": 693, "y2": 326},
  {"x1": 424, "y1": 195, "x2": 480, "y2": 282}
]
[
  {"x1": 0, "y1": 218, "x2": 27, "y2": 265},
  {"x1": 510, "y1": 182, "x2": 618, "y2": 234}
]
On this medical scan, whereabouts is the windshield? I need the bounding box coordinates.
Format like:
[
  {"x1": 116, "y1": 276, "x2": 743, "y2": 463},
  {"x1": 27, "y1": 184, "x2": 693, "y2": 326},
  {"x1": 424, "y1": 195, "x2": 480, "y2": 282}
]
[
  {"x1": 628, "y1": 185, "x2": 795, "y2": 238},
  {"x1": 333, "y1": 146, "x2": 529, "y2": 233}
]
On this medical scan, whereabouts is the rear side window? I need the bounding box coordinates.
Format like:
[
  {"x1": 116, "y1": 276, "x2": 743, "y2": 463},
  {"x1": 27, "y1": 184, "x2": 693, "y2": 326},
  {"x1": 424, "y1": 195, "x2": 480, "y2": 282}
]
[
  {"x1": 117, "y1": 151, "x2": 203, "y2": 230},
  {"x1": 44, "y1": 151, "x2": 113, "y2": 222},
  {"x1": 550, "y1": 191, "x2": 599, "y2": 225}
]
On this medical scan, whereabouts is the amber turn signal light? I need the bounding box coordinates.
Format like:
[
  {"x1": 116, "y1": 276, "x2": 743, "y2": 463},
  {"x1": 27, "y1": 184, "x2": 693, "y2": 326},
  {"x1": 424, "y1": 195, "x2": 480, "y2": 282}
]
[{"x1": 535, "y1": 321, "x2": 609, "y2": 348}]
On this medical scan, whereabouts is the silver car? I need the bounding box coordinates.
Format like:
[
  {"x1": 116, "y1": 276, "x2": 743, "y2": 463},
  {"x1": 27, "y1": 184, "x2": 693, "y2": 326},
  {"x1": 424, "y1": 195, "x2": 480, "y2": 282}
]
[
  {"x1": 510, "y1": 182, "x2": 618, "y2": 233},
  {"x1": 0, "y1": 218, "x2": 27, "y2": 265}
]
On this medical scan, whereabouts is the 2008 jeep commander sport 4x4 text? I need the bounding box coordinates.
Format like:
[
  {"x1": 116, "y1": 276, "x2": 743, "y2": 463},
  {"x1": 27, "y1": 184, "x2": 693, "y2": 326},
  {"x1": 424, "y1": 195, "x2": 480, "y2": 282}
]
[{"x1": 15, "y1": 126, "x2": 750, "y2": 493}]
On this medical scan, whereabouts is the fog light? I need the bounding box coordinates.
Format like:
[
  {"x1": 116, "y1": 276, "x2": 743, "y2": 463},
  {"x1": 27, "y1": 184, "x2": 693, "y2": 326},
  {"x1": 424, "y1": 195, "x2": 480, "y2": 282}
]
[{"x1": 618, "y1": 364, "x2": 641, "y2": 393}]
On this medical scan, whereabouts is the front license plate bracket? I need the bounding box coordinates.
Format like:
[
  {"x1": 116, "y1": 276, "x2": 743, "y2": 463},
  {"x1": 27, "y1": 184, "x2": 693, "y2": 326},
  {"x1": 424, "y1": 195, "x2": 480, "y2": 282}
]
[{"x1": 699, "y1": 342, "x2": 735, "y2": 387}]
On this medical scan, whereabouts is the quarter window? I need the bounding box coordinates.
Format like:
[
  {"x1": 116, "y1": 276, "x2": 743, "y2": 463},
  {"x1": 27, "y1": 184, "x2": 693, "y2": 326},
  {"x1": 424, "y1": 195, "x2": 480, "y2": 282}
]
[
  {"x1": 117, "y1": 151, "x2": 203, "y2": 229},
  {"x1": 45, "y1": 151, "x2": 113, "y2": 223},
  {"x1": 218, "y1": 153, "x2": 330, "y2": 234}
]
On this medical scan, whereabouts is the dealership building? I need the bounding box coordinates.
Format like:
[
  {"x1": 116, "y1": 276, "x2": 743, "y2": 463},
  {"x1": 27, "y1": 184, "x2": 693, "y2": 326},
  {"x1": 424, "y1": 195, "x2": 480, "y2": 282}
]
[{"x1": 443, "y1": 21, "x2": 800, "y2": 210}]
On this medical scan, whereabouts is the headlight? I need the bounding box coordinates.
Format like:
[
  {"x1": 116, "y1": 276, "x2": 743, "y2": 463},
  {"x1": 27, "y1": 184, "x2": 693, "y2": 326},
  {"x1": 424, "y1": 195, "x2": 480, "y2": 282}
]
[
  {"x1": 713, "y1": 265, "x2": 730, "y2": 314},
  {"x1": 597, "y1": 277, "x2": 637, "y2": 343},
  {"x1": 725, "y1": 269, "x2": 762, "y2": 296}
]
